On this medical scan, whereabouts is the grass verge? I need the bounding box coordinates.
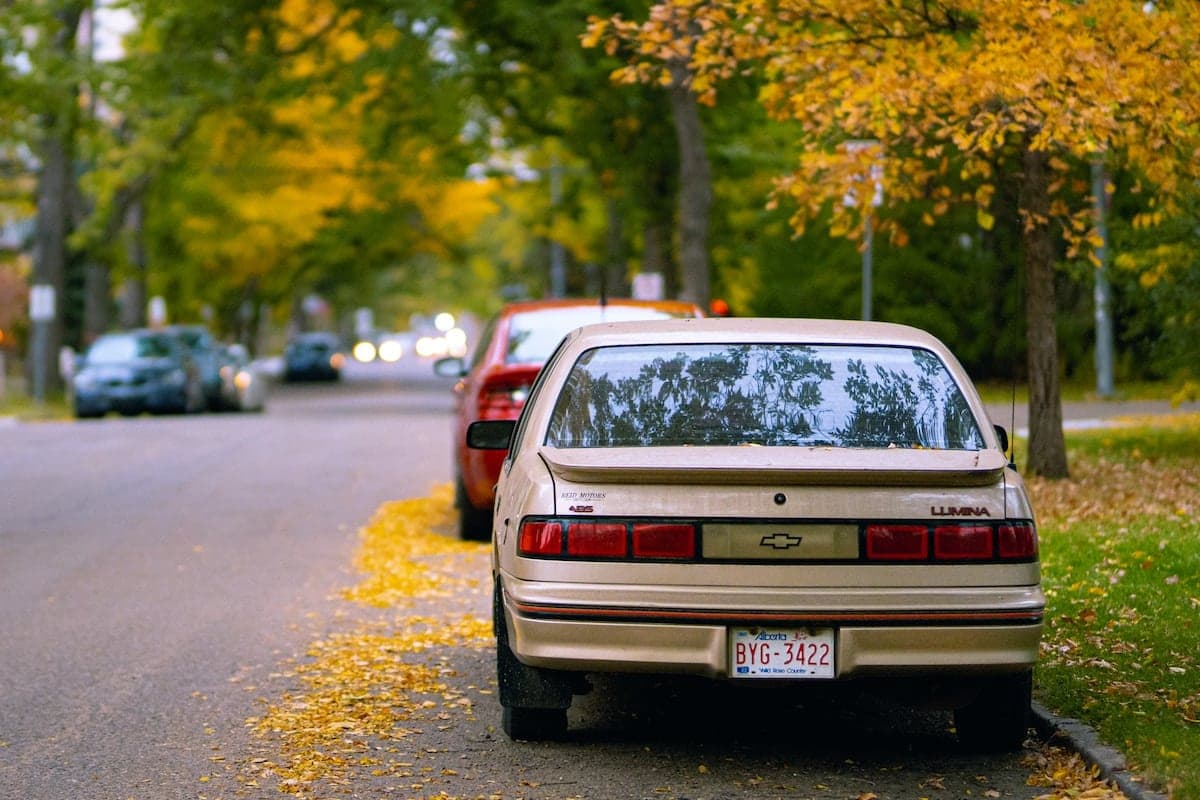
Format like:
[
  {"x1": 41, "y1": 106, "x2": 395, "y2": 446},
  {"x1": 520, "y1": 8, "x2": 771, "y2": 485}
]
[
  {"x1": 0, "y1": 386, "x2": 70, "y2": 420},
  {"x1": 1029, "y1": 413, "x2": 1200, "y2": 800}
]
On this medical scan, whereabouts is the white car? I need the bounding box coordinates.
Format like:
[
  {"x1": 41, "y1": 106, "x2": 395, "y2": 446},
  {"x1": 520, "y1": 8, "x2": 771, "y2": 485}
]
[
  {"x1": 469, "y1": 317, "x2": 1044, "y2": 747},
  {"x1": 217, "y1": 344, "x2": 267, "y2": 412}
]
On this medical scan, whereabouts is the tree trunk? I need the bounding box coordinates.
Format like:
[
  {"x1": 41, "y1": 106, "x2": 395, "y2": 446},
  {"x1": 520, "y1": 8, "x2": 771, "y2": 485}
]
[
  {"x1": 642, "y1": 219, "x2": 670, "y2": 283},
  {"x1": 667, "y1": 60, "x2": 711, "y2": 308},
  {"x1": 31, "y1": 127, "x2": 72, "y2": 395},
  {"x1": 28, "y1": 4, "x2": 86, "y2": 396},
  {"x1": 119, "y1": 199, "x2": 148, "y2": 328},
  {"x1": 82, "y1": 261, "x2": 110, "y2": 343},
  {"x1": 1020, "y1": 147, "x2": 1069, "y2": 478},
  {"x1": 604, "y1": 195, "x2": 625, "y2": 297}
]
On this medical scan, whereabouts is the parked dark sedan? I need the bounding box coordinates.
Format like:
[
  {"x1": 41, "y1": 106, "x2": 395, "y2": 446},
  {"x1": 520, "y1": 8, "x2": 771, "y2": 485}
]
[
  {"x1": 283, "y1": 332, "x2": 344, "y2": 382},
  {"x1": 72, "y1": 329, "x2": 206, "y2": 418}
]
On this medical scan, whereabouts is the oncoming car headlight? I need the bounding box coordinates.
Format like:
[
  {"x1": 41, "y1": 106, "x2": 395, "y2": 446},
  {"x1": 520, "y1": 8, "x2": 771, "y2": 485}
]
[
  {"x1": 378, "y1": 339, "x2": 403, "y2": 362},
  {"x1": 353, "y1": 341, "x2": 377, "y2": 362}
]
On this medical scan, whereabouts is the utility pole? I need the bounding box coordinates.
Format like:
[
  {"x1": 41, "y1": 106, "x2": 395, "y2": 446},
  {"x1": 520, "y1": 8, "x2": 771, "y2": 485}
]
[
  {"x1": 843, "y1": 140, "x2": 883, "y2": 321},
  {"x1": 862, "y1": 213, "x2": 873, "y2": 321},
  {"x1": 1092, "y1": 159, "x2": 1115, "y2": 398},
  {"x1": 548, "y1": 160, "x2": 566, "y2": 298}
]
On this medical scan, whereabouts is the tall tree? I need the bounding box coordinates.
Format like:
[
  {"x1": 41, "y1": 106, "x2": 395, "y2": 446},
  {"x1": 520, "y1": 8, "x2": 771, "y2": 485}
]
[
  {"x1": 590, "y1": 0, "x2": 1200, "y2": 478},
  {"x1": 76, "y1": 0, "x2": 486, "y2": 336},
  {"x1": 30, "y1": 2, "x2": 88, "y2": 395},
  {"x1": 451, "y1": 0, "x2": 708, "y2": 301}
]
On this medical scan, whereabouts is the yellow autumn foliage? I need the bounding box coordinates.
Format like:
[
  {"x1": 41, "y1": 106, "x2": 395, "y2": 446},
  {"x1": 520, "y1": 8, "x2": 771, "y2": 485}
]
[
  {"x1": 587, "y1": 1, "x2": 1200, "y2": 256},
  {"x1": 247, "y1": 486, "x2": 490, "y2": 794},
  {"x1": 166, "y1": 0, "x2": 491, "y2": 293}
]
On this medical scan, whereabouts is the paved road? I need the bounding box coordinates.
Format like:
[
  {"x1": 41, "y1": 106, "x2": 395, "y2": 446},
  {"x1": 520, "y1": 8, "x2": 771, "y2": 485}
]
[
  {"x1": 0, "y1": 368, "x2": 455, "y2": 800},
  {"x1": 984, "y1": 398, "x2": 1200, "y2": 432}
]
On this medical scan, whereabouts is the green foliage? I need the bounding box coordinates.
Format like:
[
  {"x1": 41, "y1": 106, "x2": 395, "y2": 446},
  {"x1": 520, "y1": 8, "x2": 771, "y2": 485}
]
[
  {"x1": 1108, "y1": 186, "x2": 1200, "y2": 385},
  {"x1": 449, "y1": 0, "x2": 685, "y2": 297}
]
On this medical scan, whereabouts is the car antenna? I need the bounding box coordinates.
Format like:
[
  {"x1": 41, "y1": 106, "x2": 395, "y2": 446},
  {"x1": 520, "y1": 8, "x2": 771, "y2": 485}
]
[
  {"x1": 1004, "y1": 249, "x2": 1024, "y2": 521},
  {"x1": 599, "y1": 264, "x2": 608, "y2": 308}
]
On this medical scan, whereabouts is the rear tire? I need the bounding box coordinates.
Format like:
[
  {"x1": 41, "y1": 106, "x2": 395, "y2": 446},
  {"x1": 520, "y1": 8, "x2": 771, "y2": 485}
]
[
  {"x1": 494, "y1": 578, "x2": 573, "y2": 741},
  {"x1": 502, "y1": 706, "x2": 567, "y2": 741},
  {"x1": 954, "y1": 671, "x2": 1033, "y2": 751}
]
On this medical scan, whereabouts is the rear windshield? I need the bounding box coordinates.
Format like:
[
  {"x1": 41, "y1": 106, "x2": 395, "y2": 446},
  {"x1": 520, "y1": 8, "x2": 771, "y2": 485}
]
[
  {"x1": 544, "y1": 343, "x2": 984, "y2": 450},
  {"x1": 505, "y1": 306, "x2": 695, "y2": 365}
]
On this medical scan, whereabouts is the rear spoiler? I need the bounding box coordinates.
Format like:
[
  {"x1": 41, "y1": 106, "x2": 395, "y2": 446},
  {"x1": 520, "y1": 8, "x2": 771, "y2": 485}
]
[{"x1": 538, "y1": 446, "x2": 1009, "y2": 488}]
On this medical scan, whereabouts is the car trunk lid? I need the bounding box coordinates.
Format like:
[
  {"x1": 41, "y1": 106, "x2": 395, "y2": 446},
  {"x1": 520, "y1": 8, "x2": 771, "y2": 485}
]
[{"x1": 539, "y1": 445, "x2": 1008, "y2": 488}]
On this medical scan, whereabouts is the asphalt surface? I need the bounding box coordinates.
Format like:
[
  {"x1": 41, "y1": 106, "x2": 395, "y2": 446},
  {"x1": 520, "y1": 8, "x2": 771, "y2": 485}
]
[{"x1": 0, "y1": 369, "x2": 457, "y2": 799}]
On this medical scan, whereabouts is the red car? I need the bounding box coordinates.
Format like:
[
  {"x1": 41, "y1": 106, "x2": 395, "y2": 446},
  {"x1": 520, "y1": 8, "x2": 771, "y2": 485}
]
[{"x1": 436, "y1": 298, "x2": 704, "y2": 539}]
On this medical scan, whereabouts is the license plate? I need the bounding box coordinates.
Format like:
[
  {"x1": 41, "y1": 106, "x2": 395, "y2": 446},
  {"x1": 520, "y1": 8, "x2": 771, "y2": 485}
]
[{"x1": 730, "y1": 627, "x2": 835, "y2": 678}]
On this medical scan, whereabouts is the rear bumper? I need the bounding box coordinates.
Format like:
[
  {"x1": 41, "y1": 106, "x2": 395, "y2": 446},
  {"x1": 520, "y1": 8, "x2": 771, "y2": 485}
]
[
  {"x1": 76, "y1": 386, "x2": 181, "y2": 414},
  {"x1": 502, "y1": 577, "x2": 1044, "y2": 680}
]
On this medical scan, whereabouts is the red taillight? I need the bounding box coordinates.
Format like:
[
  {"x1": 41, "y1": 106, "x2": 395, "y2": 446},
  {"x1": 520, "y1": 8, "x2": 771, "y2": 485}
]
[
  {"x1": 866, "y1": 521, "x2": 1037, "y2": 562},
  {"x1": 633, "y1": 523, "x2": 696, "y2": 559},
  {"x1": 934, "y1": 524, "x2": 994, "y2": 560},
  {"x1": 519, "y1": 520, "x2": 563, "y2": 556},
  {"x1": 865, "y1": 524, "x2": 928, "y2": 560},
  {"x1": 998, "y1": 522, "x2": 1038, "y2": 559},
  {"x1": 567, "y1": 523, "x2": 627, "y2": 558},
  {"x1": 518, "y1": 519, "x2": 699, "y2": 561}
]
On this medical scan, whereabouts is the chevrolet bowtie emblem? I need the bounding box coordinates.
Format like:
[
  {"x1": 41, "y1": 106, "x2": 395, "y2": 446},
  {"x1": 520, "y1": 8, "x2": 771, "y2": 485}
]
[{"x1": 760, "y1": 533, "x2": 803, "y2": 549}]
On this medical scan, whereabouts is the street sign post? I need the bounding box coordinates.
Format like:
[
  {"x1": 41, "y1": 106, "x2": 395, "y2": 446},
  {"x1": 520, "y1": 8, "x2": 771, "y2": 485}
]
[
  {"x1": 842, "y1": 141, "x2": 884, "y2": 321},
  {"x1": 30, "y1": 284, "x2": 56, "y2": 404}
]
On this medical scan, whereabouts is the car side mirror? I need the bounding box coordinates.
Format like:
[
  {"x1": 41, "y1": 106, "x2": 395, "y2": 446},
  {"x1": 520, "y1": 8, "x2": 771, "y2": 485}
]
[
  {"x1": 467, "y1": 419, "x2": 516, "y2": 450},
  {"x1": 994, "y1": 424, "x2": 1015, "y2": 468},
  {"x1": 434, "y1": 356, "x2": 468, "y2": 378},
  {"x1": 993, "y1": 424, "x2": 1009, "y2": 454}
]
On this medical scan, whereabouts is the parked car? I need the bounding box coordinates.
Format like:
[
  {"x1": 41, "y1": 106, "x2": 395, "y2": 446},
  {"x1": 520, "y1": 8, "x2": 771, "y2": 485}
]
[
  {"x1": 468, "y1": 317, "x2": 1044, "y2": 747},
  {"x1": 217, "y1": 343, "x2": 267, "y2": 412},
  {"x1": 72, "y1": 329, "x2": 206, "y2": 418},
  {"x1": 283, "y1": 332, "x2": 344, "y2": 381},
  {"x1": 163, "y1": 324, "x2": 225, "y2": 409},
  {"x1": 435, "y1": 298, "x2": 704, "y2": 540}
]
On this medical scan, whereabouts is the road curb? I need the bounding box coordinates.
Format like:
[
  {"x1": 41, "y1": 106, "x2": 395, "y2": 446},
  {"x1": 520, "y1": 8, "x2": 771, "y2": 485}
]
[{"x1": 1031, "y1": 701, "x2": 1169, "y2": 800}]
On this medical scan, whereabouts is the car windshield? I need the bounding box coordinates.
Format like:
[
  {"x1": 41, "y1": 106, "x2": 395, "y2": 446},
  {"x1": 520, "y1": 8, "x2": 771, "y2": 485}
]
[
  {"x1": 292, "y1": 335, "x2": 336, "y2": 350},
  {"x1": 505, "y1": 306, "x2": 693, "y2": 365},
  {"x1": 544, "y1": 343, "x2": 985, "y2": 450},
  {"x1": 173, "y1": 328, "x2": 211, "y2": 350},
  {"x1": 86, "y1": 335, "x2": 174, "y2": 364}
]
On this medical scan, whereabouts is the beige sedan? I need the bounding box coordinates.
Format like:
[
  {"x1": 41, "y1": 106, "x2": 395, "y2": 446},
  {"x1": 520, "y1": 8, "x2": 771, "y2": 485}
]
[{"x1": 469, "y1": 317, "x2": 1044, "y2": 748}]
